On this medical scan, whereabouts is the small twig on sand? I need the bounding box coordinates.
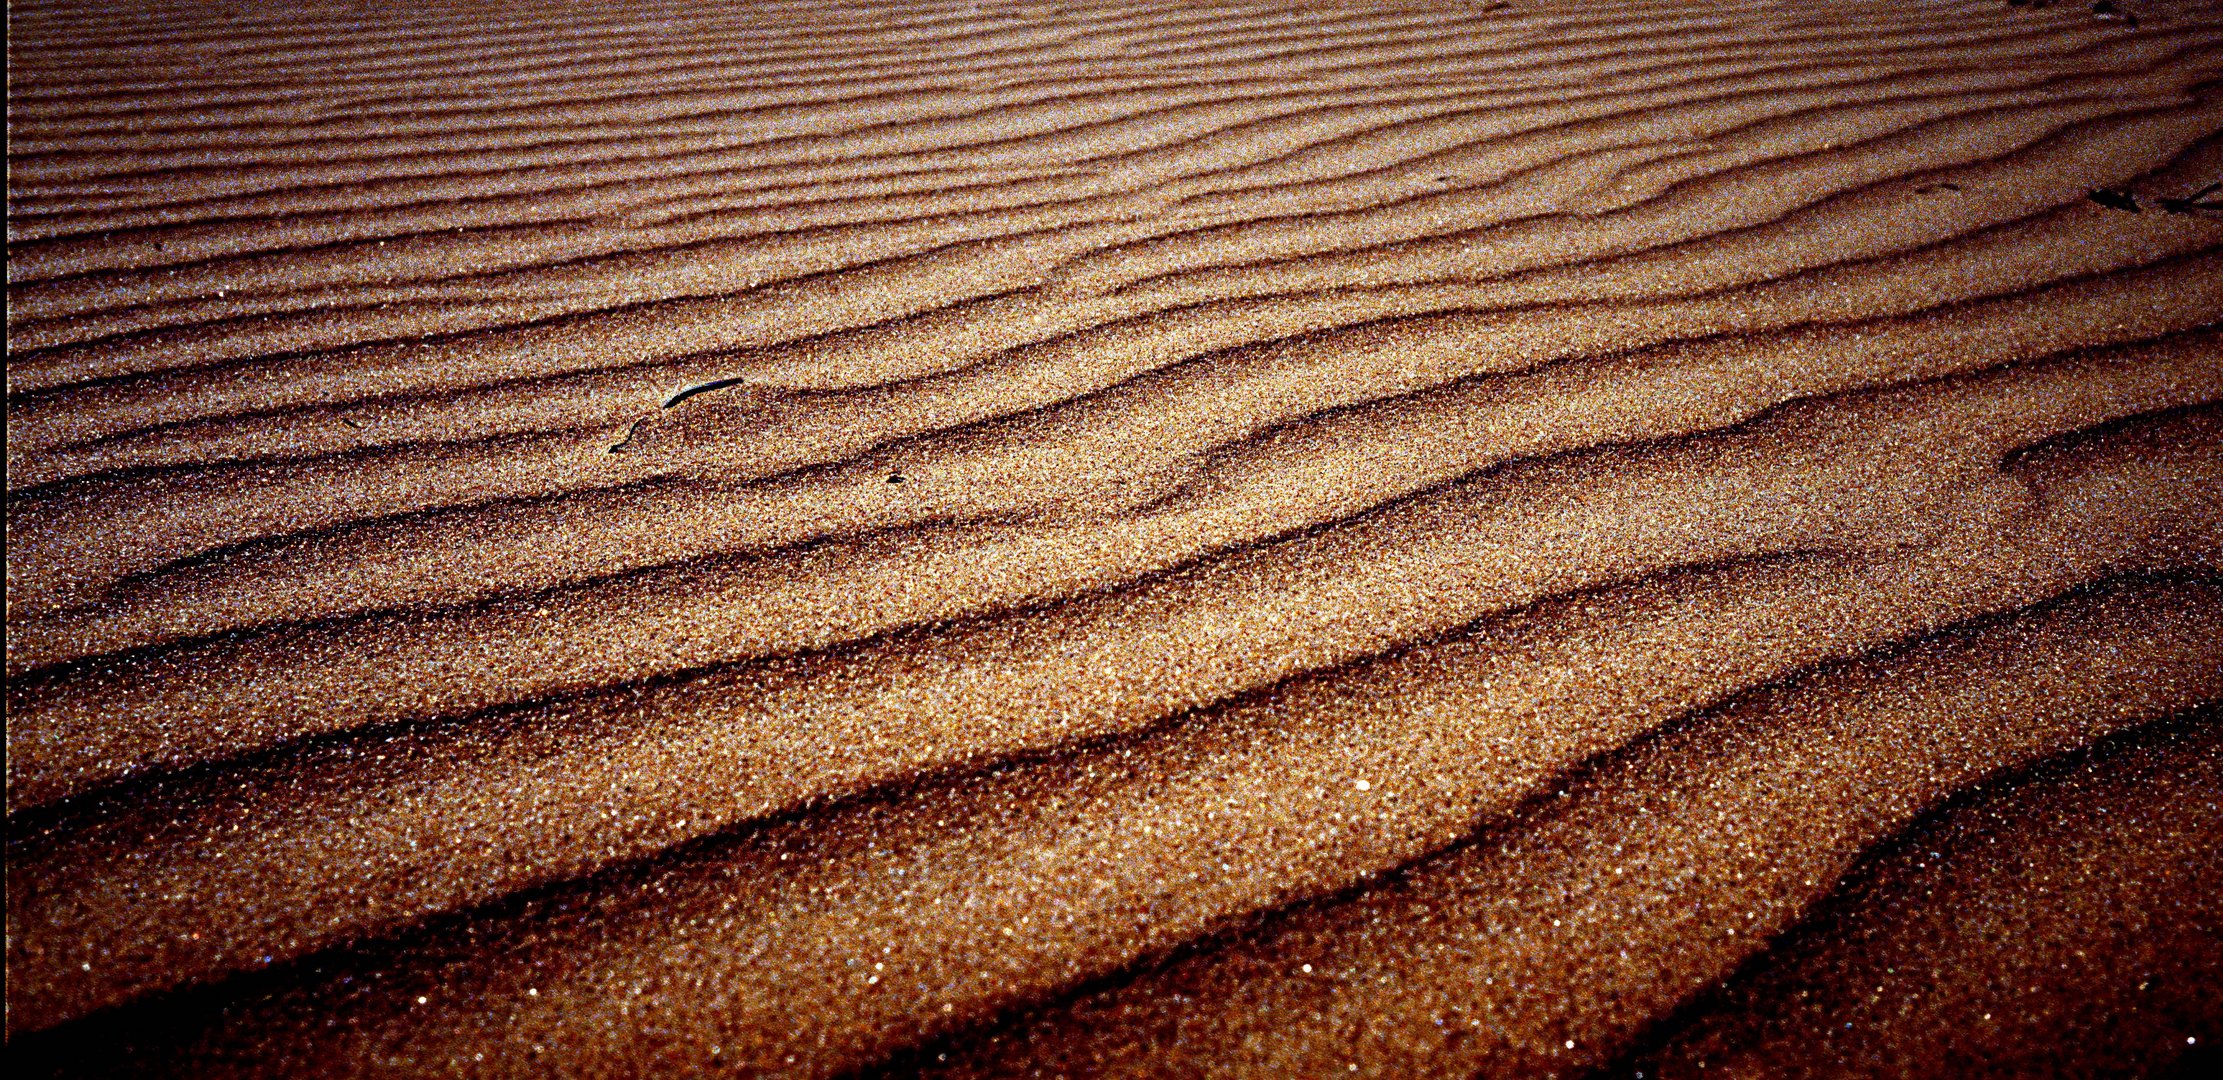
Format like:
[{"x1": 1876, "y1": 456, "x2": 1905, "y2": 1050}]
[
  {"x1": 2156, "y1": 182, "x2": 2222, "y2": 215},
  {"x1": 2087, "y1": 188, "x2": 2140, "y2": 213}
]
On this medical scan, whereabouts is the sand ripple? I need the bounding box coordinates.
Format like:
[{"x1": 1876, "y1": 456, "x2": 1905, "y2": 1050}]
[{"x1": 7, "y1": 0, "x2": 2220, "y2": 1075}]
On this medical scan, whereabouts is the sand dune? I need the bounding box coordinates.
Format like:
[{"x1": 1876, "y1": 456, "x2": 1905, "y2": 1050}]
[{"x1": 7, "y1": 0, "x2": 2220, "y2": 1075}]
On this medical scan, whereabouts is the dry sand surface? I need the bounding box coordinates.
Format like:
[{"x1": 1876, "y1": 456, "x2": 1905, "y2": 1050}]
[{"x1": 6, "y1": 0, "x2": 2221, "y2": 1075}]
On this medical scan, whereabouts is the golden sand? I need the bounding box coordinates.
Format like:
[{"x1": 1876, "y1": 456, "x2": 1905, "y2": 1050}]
[{"x1": 6, "y1": 0, "x2": 2220, "y2": 1075}]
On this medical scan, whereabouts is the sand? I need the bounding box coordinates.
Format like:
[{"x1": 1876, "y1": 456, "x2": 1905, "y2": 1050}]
[{"x1": 6, "y1": 0, "x2": 2220, "y2": 1075}]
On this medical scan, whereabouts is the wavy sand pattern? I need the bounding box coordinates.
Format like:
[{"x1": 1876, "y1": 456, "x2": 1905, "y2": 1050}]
[{"x1": 6, "y1": 0, "x2": 2221, "y2": 1075}]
